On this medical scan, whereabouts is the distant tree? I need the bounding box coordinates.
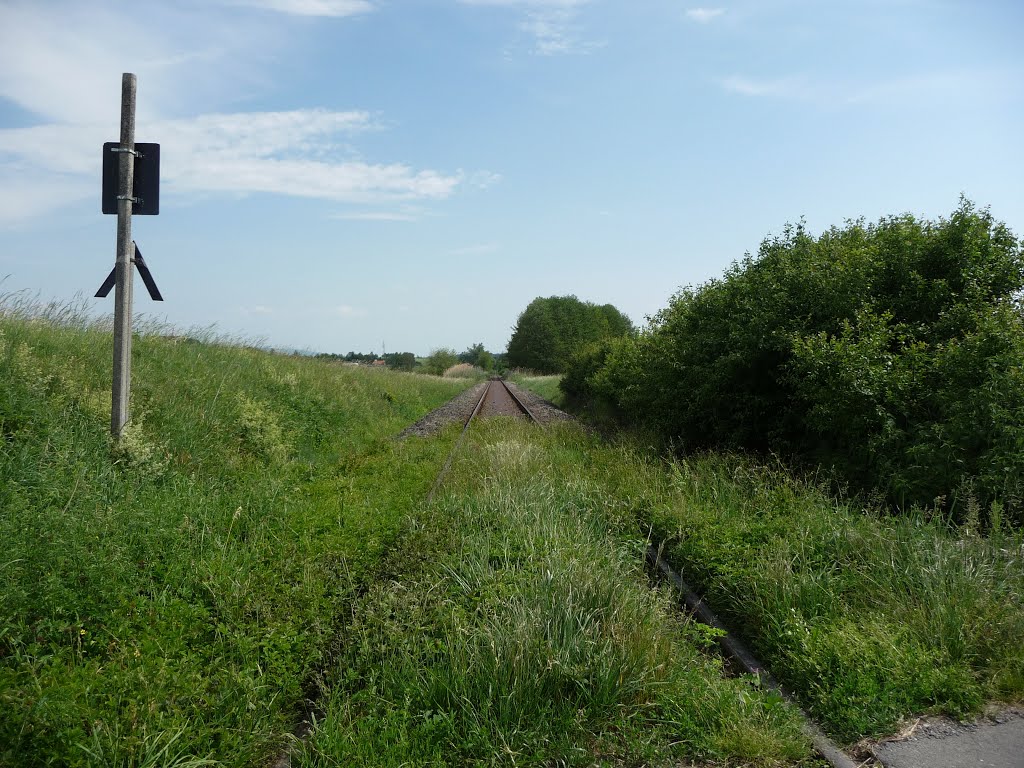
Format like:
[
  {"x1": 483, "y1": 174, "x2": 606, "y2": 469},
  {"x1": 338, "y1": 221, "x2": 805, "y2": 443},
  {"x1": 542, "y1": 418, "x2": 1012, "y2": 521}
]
[
  {"x1": 385, "y1": 352, "x2": 417, "y2": 371},
  {"x1": 506, "y1": 295, "x2": 634, "y2": 374},
  {"x1": 424, "y1": 347, "x2": 459, "y2": 376},
  {"x1": 458, "y1": 342, "x2": 498, "y2": 370},
  {"x1": 458, "y1": 342, "x2": 487, "y2": 366}
]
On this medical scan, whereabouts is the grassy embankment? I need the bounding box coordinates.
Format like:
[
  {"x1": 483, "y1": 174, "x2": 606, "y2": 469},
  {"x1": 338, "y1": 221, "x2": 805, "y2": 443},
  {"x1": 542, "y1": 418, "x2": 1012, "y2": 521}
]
[
  {"x1": 6, "y1": 303, "x2": 1020, "y2": 765},
  {"x1": 0, "y1": 299, "x2": 471, "y2": 767}
]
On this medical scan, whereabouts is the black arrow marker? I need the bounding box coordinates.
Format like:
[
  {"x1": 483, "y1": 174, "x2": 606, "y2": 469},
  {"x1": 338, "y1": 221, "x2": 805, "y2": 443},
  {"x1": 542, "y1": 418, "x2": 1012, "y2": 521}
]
[
  {"x1": 94, "y1": 243, "x2": 163, "y2": 301},
  {"x1": 133, "y1": 244, "x2": 163, "y2": 301}
]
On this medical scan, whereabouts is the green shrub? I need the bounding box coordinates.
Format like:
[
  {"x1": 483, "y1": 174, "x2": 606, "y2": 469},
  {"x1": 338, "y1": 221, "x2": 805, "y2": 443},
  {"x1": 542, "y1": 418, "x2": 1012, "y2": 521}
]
[
  {"x1": 424, "y1": 347, "x2": 459, "y2": 376},
  {"x1": 570, "y1": 199, "x2": 1024, "y2": 522}
]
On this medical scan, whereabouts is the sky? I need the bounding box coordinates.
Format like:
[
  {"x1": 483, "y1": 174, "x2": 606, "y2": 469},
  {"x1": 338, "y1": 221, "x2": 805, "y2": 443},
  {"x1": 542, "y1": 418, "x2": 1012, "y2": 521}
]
[{"x1": 0, "y1": 0, "x2": 1022, "y2": 356}]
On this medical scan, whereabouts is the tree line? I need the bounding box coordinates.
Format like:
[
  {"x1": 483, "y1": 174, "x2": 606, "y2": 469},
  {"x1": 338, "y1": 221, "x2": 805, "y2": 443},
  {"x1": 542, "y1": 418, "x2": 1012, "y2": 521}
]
[{"x1": 315, "y1": 344, "x2": 504, "y2": 376}]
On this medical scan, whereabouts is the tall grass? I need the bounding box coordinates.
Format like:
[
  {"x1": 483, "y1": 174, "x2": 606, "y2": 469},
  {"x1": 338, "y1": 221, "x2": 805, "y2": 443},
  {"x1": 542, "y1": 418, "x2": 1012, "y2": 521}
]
[
  {"x1": 300, "y1": 421, "x2": 810, "y2": 766},
  {"x1": 650, "y1": 454, "x2": 1024, "y2": 741},
  {"x1": 507, "y1": 372, "x2": 564, "y2": 406},
  {"x1": 0, "y1": 299, "x2": 471, "y2": 767}
]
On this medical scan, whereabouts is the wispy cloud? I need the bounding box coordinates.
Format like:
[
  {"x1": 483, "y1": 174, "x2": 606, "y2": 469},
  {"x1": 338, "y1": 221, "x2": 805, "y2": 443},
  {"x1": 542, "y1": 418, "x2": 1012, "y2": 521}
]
[
  {"x1": 459, "y1": 0, "x2": 598, "y2": 56},
  {"x1": 0, "y1": 3, "x2": 474, "y2": 224},
  {"x1": 328, "y1": 304, "x2": 366, "y2": 318},
  {"x1": 333, "y1": 210, "x2": 421, "y2": 222},
  {"x1": 686, "y1": 7, "x2": 725, "y2": 23},
  {"x1": 228, "y1": 0, "x2": 374, "y2": 16},
  {"x1": 449, "y1": 242, "x2": 500, "y2": 256},
  {"x1": 241, "y1": 304, "x2": 275, "y2": 315},
  {"x1": 0, "y1": 109, "x2": 463, "y2": 224},
  {"x1": 156, "y1": 109, "x2": 460, "y2": 203},
  {"x1": 0, "y1": 2, "x2": 195, "y2": 124},
  {"x1": 720, "y1": 70, "x2": 1007, "y2": 106},
  {"x1": 721, "y1": 75, "x2": 809, "y2": 98}
]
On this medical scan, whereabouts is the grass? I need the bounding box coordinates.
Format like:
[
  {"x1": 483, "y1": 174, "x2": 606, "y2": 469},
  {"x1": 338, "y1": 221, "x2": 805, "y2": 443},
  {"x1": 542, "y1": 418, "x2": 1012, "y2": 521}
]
[
  {"x1": 507, "y1": 372, "x2": 564, "y2": 406},
  {"x1": 0, "y1": 297, "x2": 472, "y2": 767},
  {"x1": 645, "y1": 453, "x2": 1024, "y2": 742},
  {"x1": 297, "y1": 420, "x2": 813, "y2": 766},
  {"x1": 7, "y1": 292, "x2": 1020, "y2": 763}
]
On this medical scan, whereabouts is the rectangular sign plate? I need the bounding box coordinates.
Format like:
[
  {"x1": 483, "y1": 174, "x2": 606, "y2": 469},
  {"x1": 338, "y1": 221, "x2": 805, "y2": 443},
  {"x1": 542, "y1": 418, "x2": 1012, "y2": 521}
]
[{"x1": 102, "y1": 142, "x2": 160, "y2": 215}]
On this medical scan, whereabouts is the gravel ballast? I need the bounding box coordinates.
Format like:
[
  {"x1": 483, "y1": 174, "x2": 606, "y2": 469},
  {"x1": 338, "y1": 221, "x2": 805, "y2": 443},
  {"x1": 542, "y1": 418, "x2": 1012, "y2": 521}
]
[{"x1": 397, "y1": 380, "x2": 573, "y2": 438}]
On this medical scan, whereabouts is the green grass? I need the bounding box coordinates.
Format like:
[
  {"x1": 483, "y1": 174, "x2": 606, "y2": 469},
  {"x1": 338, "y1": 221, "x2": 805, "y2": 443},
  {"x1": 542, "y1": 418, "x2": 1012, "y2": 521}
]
[
  {"x1": 0, "y1": 299, "x2": 472, "y2": 767},
  {"x1": 298, "y1": 420, "x2": 812, "y2": 766},
  {"x1": 508, "y1": 372, "x2": 564, "y2": 406},
  {"x1": 645, "y1": 453, "x2": 1024, "y2": 741},
  {"x1": 7, "y1": 295, "x2": 1019, "y2": 764}
]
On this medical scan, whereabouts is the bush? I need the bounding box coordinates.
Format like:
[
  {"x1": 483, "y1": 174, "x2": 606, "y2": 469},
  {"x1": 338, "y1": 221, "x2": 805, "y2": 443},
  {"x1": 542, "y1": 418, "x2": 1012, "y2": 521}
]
[
  {"x1": 424, "y1": 347, "x2": 459, "y2": 376},
  {"x1": 569, "y1": 199, "x2": 1024, "y2": 522}
]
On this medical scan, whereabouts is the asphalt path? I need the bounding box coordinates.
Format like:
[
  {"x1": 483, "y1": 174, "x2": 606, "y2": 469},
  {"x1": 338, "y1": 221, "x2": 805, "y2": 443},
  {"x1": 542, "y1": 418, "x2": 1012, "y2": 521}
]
[{"x1": 873, "y1": 710, "x2": 1024, "y2": 768}]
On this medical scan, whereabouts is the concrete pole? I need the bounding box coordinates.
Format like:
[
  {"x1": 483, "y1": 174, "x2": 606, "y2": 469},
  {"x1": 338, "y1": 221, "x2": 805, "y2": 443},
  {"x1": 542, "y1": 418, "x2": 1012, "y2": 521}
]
[{"x1": 111, "y1": 73, "x2": 136, "y2": 438}]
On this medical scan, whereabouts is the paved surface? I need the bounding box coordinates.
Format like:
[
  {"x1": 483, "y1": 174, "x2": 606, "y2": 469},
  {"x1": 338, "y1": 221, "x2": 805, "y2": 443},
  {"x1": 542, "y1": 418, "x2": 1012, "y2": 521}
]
[{"x1": 873, "y1": 711, "x2": 1024, "y2": 768}]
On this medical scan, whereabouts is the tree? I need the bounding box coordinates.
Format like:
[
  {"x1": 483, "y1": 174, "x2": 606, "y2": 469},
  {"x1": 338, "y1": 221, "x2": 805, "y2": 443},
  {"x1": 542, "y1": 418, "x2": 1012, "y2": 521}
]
[
  {"x1": 424, "y1": 347, "x2": 459, "y2": 376},
  {"x1": 506, "y1": 295, "x2": 634, "y2": 374},
  {"x1": 458, "y1": 343, "x2": 487, "y2": 366},
  {"x1": 385, "y1": 352, "x2": 417, "y2": 371}
]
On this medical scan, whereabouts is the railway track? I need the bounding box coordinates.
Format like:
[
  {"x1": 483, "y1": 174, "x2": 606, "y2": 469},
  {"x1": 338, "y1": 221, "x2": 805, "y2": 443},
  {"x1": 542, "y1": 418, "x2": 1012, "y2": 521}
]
[
  {"x1": 426, "y1": 378, "x2": 539, "y2": 503},
  {"x1": 276, "y1": 379, "x2": 857, "y2": 768},
  {"x1": 423, "y1": 378, "x2": 856, "y2": 768}
]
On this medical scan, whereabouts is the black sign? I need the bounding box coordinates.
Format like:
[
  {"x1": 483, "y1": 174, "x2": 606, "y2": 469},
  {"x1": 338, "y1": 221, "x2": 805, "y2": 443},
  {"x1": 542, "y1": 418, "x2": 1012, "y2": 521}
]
[{"x1": 102, "y1": 142, "x2": 160, "y2": 215}]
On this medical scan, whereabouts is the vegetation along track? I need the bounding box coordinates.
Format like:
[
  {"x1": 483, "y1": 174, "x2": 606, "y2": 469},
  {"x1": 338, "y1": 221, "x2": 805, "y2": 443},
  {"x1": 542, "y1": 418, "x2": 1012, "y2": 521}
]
[
  {"x1": 426, "y1": 378, "x2": 540, "y2": 503},
  {"x1": 419, "y1": 378, "x2": 856, "y2": 767},
  {"x1": 279, "y1": 378, "x2": 856, "y2": 767}
]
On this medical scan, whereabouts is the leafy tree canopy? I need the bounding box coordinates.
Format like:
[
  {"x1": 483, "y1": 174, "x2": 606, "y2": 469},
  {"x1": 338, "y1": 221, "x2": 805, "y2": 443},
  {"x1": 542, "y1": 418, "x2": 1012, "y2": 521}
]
[{"x1": 506, "y1": 295, "x2": 634, "y2": 374}]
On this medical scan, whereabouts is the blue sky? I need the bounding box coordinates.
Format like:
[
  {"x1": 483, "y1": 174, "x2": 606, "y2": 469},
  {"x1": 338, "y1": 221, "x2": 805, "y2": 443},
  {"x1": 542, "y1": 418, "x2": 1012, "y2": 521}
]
[{"x1": 1, "y1": 0, "x2": 1022, "y2": 356}]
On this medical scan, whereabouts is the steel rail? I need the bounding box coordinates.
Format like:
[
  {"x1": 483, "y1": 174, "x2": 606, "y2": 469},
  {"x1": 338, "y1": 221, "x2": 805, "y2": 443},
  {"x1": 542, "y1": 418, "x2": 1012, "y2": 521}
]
[
  {"x1": 496, "y1": 378, "x2": 540, "y2": 424},
  {"x1": 425, "y1": 380, "x2": 492, "y2": 504},
  {"x1": 646, "y1": 544, "x2": 858, "y2": 768}
]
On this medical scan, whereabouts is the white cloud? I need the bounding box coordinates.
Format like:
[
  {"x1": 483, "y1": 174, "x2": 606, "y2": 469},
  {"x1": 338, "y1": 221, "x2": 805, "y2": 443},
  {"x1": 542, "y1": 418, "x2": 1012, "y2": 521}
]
[
  {"x1": 459, "y1": 0, "x2": 597, "y2": 56},
  {"x1": 721, "y1": 75, "x2": 808, "y2": 98},
  {"x1": 720, "y1": 70, "x2": 1005, "y2": 107},
  {"x1": 242, "y1": 305, "x2": 275, "y2": 315},
  {"x1": 686, "y1": 7, "x2": 725, "y2": 23},
  {"x1": 449, "y1": 242, "x2": 499, "y2": 256},
  {"x1": 0, "y1": 1, "x2": 483, "y2": 225},
  {"x1": 0, "y1": 172, "x2": 93, "y2": 229},
  {"x1": 0, "y1": 109, "x2": 463, "y2": 224},
  {"x1": 459, "y1": 0, "x2": 588, "y2": 7},
  {"x1": 0, "y1": 3, "x2": 187, "y2": 124},
  {"x1": 229, "y1": 0, "x2": 373, "y2": 16}
]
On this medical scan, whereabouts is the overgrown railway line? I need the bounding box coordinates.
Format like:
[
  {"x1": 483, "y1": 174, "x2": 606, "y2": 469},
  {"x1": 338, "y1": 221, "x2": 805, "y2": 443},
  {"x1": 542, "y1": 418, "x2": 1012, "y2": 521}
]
[{"x1": 276, "y1": 377, "x2": 859, "y2": 768}]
